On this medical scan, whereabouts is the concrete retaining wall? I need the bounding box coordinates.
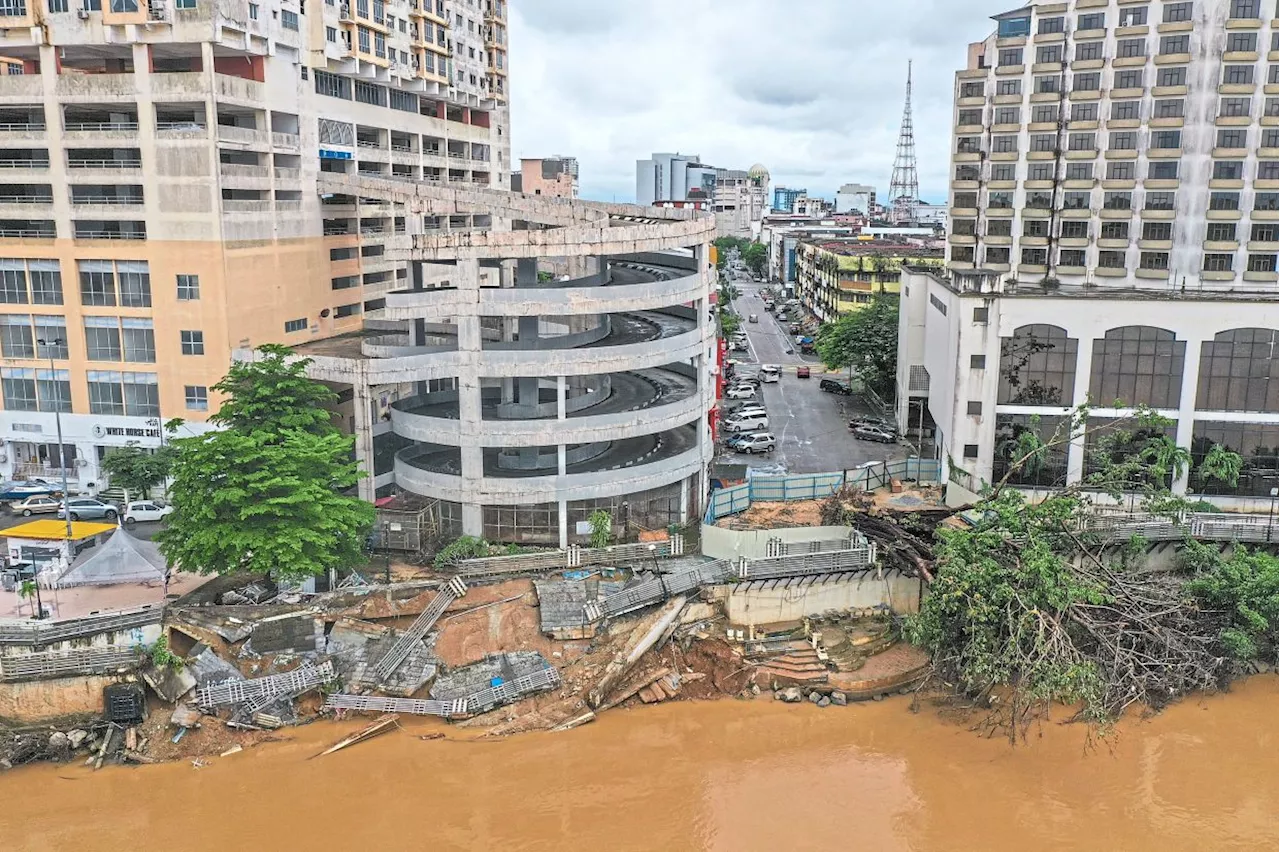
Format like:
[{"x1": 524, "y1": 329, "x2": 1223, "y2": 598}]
[
  {"x1": 701, "y1": 524, "x2": 857, "y2": 560},
  {"x1": 718, "y1": 571, "x2": 921, "y2": 625},
  {"x1": 0, "y1": 673, "x2": 120, "y2": 722}
]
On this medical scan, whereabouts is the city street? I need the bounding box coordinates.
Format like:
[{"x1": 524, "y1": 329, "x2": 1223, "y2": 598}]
[{"x1": 720, "y1": 276, "x2": 908, "y2": 475}]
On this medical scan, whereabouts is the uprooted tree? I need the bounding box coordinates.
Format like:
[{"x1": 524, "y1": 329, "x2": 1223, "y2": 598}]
[
  {"x1": 157, "y1": 345, "x2": 375, "y2": 583},
  {"x1": 841, "y1": 403, "x2": 1276, "y2": 742}
]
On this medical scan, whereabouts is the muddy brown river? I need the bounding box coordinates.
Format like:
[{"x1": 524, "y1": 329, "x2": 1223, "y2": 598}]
[{"x1": 1, "y1": 676, "x2": 1275, "y2": 851}]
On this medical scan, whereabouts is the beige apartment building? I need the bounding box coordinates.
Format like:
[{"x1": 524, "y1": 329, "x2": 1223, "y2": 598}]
[
  {"x1": 513, "y1": 156, "x2": 578, "y2": 198},
  {"x1": 0, "y1": 0, "x2": 509, "y2": 489}
]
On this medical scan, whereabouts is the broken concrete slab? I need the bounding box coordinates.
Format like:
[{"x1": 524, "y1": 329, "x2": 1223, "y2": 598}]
[
  {"x1": 170, "y1": 703, "x2": 201, "y2": 728},
  {"x1": 533, "y1": 577, "x2": 626, "y2": 640},
  {"x1": 140, "y1": 661, "x2": 197, "y2": 704},
  {"x1": 327, "y1": 617, "x2": 439, "y2": 698},
  {"x1": 430, "y1": 651, "x2": 551, "y2": 702},
  {"x1": 187, "y1": 644, "x2": 245, "y2": 687},
  {"x1": 240, "y1": 611, "x2": 325, "y2": 658}
]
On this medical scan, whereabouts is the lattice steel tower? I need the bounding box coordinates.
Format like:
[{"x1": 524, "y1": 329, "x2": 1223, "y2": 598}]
[{"x1": 887, "y1": 61, "x2": 920, "y2": 225}]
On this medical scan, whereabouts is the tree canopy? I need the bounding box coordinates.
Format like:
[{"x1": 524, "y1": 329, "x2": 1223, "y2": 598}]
[
  {"x1": 156, "y1": 346, "x2": 374, "y2": 583},
  {"x1": 741, "y1": 242, "x2": 767, "y2": 278},
  {"x1": 101, "y1": 441, "x2": 176, "y2": 500},
  {"x1": 814, "y1": 296, "x2": 899, "y2": 398},
  {"x1": 903, "y1": 405, "x2": 1275, "y2": 742}
]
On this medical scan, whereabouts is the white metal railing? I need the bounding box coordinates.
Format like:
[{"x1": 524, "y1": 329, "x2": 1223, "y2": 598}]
[
  {"x1": 73, "y1": 228, "x2": 146, "y2": 240},
  {"x1": 356, "y1": 139, "x2": 383, "y2": 148},
  {"x1": 0, "y1": 196, "x2": 53, "y2": 204},
  {"x1": 156, "y1": 121, "x2": 207, "y2": 132},
  {"x1": 63, "y1": 122, "x2": 139, "y2": 132},
  {"x1": 14, "y1": 462, "x2": 76, "y2": 479},
  {"x1": 71, "y1": 195, "x2": 143, "y2": 206},
  {"x1": 0, "y1": 160, "x2": 49, "y2": 169},
  {"x1": 67, "y1": 160, "x2": 141, "y2": 169},
  {"x1": 0, "y1": 123, "x2": 45, "y2": 132},
  {"x1": 0, "y1": 228, "x2": 55, "y2": 238}
]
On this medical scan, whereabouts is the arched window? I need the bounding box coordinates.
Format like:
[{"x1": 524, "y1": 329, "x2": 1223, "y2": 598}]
[
  {"x1": 1195, "y1": 328, "x2": 1278, "y2": 413},
  {"x1": 998, "y1": 324, "x2": 1078, "y2": 406},
  {"x1": 1089, "y1": 326, "x2": 1185, "y2": 409}
]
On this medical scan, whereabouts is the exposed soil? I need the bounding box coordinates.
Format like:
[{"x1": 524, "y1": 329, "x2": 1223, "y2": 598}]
[
  {"x1": 718, "y1": 500, "x2": 826, "y2": 530},
  {"x1": 431, "y1": 579, "x2": 591, "y2": 669}
]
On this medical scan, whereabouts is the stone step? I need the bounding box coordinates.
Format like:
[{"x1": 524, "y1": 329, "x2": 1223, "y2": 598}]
[{"x1": 752, "y1": 666, "x2": 829, "y2": 689}]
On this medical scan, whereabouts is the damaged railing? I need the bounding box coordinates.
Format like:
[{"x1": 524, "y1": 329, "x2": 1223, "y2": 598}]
[
  {"x1": 0, "y1": 647, "x2": 144, "y2": 682},
  {"x1": 0, "y1": 606, "x2": 163, "y2": 646},
  {"x1": 597, "y1": 560, "x2": 733, "y2": 619},
  {"x1": 452, "y1": 536, "x2": 686, "y2": 578},
  {"x1": 196, "y1": 661, "x2": 336, "y2": 709},
  {"x1": 370, "y1": 576, "x2": 467, "y2": 682},
  {"x1": 324, "y1": 665, "x2": 560, "y2": 718},
  {"x1": 1078, "y1": 511, "x2": 1279, "y2": 545}
]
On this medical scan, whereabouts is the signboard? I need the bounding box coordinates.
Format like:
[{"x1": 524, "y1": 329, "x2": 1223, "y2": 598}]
[{"x1": 319, "y1": 149, "x2": 353, "y2": 160}]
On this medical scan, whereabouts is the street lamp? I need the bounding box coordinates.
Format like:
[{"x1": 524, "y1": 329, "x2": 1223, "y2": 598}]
[{"x1": 36, "y1": 337, "x2": 72, "y2": 543}]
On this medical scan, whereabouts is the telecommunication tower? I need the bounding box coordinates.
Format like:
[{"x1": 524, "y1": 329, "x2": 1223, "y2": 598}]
[{"x1": 887, "y1": 61, "x2": 920, "y2": 225}]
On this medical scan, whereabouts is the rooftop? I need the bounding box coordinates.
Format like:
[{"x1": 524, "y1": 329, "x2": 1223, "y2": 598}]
[
  {"x1": 3, "y1": 519, "x2": 116, "y2": 541},
  {"x1": 805, "y1": 239, "x2": 945, "y2": 257}
]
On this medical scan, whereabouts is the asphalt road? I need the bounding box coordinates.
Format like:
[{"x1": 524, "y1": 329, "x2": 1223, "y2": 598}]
[
  {"x1": 722, "y1": 279, "x2": 908, "y2": 475},
  {"x1": 0, "y1": 509, "x2": 163, "y2": 541}
]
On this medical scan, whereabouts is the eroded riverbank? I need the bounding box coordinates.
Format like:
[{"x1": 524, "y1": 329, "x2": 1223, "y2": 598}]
[{"x1": 1, "y1": 676, "x2": 1275, "y2": 852}]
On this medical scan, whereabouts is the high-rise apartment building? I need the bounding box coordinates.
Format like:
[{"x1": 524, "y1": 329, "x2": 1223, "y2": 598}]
[
  {"x1": 0, "y1": 0, "x2": 509, "y2": 489},
  {"x1": 897, "y1": 0, "x2": 1279, "y2": 511},
  {"x1": 513, "y1": 156, "x2": 578, "y2": 197},
  {"x1": 635, "y1": 152, "x2": 717, "y2": 206},
  {"x1": 772, "y1": 186, "x2": 807, "y2": 213}
]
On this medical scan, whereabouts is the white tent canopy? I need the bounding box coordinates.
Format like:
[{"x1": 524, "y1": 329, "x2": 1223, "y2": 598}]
[{"x1": 57, "y1": 527, "x2": 167, "y2": 586}]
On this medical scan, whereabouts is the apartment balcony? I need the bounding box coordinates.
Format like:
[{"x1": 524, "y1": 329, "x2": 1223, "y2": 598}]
[
  {"x1": 54, "y1": 74, "x2": 140, "y2": 100},
  {"x1": 220, "y1": 199, "x2": 274, "y2": 214},
  {"x1": 218, "y1": 162, "x2": 272, "y2": 189},
  {"x1": 272, "y1": 131, "x2": 301, "y2": 150},
  {"x1": 65, "y1": 160, "x2": 142, "y2": 179},
  {"x1": 0, "y1": 196, "x2": 53, "y2": 217},
  {"x1": 273, "y1": 167, "x2": 302, "y2": 182},
  {"x1": 62, "y1": 121, "x2": 140, "y2": 141},
  {"x1": 0, "y1": 122, "x2": 46, "y2": 142},
  {"x1": 72, "y1": 220, "x2": 146, "y2": 241},
  {"x1": 216, "y1": 124, "x2": 269, "y2": 147},
  {"x1": 0, "y1": 220, "x2": 56, "y2": 239},
  {"x1": 156, "y1": 120, "x2": 209, "y2": 139}
]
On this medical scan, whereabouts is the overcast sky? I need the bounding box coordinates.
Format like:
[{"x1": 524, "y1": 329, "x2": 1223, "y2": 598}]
[{"x1": 507, "y1": 1, "x2": 998, "y2": 205}]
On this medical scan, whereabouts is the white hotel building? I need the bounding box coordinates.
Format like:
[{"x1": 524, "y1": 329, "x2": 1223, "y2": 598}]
[{"x1": 897, "y1": 0, "x2": 1279, "y2": 511}]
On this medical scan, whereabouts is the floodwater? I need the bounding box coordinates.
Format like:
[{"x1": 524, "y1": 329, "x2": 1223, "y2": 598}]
[{"x1": 2, "y1": 677, "x2": 1276, "y2": 852}]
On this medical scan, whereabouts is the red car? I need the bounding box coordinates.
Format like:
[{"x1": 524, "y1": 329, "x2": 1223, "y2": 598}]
[{"x1": 796, "y1": 366, "x2": 811, "y2": 378}]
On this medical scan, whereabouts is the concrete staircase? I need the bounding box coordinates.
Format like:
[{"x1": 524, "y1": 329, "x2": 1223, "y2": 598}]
[
  {"x1": 752, "y1": 641, "x2": 829, "y2": 689},
  {"x1": 818, "y1": 621, "x2": 894, "y2": 673}
]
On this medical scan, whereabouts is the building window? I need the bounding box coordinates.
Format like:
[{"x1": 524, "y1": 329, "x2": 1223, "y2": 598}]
[
  {"x1": 1139, "y1": 251, "x2": 1169, "y2": 270},
  {"x1": 993, "y1": 107, "x2": 1020, "y2": 125},
  {"x1": 284, "y1": 317, "x2": 307, "y2": 333},
  {"x1": 0, "y1": 368, "x2": 37, "y2": 412},
  {"x1": 1119, "y1": 6, "x2": 1147, "y2": 26},
  {"x1": 1100, "y1": 221, "x2": 1130, "y2": 240},
  {"x1": 1212, "y1": 161, "x2": 1244, "y2": 180},
  {"x1": 1106, "y1": 161, "x2": 1135, "y2": 180},
  {"x1": 109, "y1": 0, "x2": 138, "y2": 11},
  {"x1": 180, "y1": 329, "x2": 204, "y2": 355},
  {"x1": 1149, "y1": 161, "x2": 1178, "y2": 180},
  {"x1": 334, "y1": 303, "x2": 361, "y2": 318},
  {"x1": 86, "y1": 371, "x2": 123, "y2": 415},
  {"x1": 1160, "y1": 35, "x2": 1190, "y2": 54},
  {"x1": 971, "y1": 355, "x2": 987, "y2": 369},
  {"x1": 1223, "y1": 65, "x2": 1255, "y2": 85},
  {"x1": 79, "y1": 261, "x2": 116, "y2": 306},
  {"x1": 1068, "y1": 132, "x2": 1096, "y2": 151},
  {"x1": 988, "y1": 192, "x2": 1013, "y2": 209},
  {"x1": 1226, "y1": 32, "x2": 1257, "y2": 53},
  {"x1": 984, "y1": 247, "x2": 1010, "y2": 265},
  {"x1": 1097, "y1": 250, "x2": 1127, "y2": 269},
  {"x1": 963, "y1": 444, "x2": 979, "y2": 459},
  {"x1": 986, "y1": 220, "x2": 1012, "y2": 237},
  {"x1": 1209, "y1": 192, "x2": 1240, "y2": 210},
  {"x1": 973, "y1": 307, "x2": 989, "y2": 324},
  {"x1": 1114, "y1": 70, "x2": 1143, "y2": 90},
  {"x1": 1145, "y1": 191, "x2": 1175, "y2": 210},
  {"x1": 1189, "y1": 423, "x2": 1278, "y2": 497},
  {"x1": 280, "y1": 9, "x2": 298, "y2": 28},
  {"x1": 1060, "y1": 221, "x2": 1089, "y2": 239},
  {"x1": 1064, "y1": 163, "x2": 1093, "y2": 181},
  {"x1": 1247, "y1": 253, "x2": 1278, "y2": 272},
  {"x1": 1257, "y1": 193, "x2": 1280, "y2": 211},
  {"x1": 1024, "y1": 219, "x2": 1050, "y2": 238},
  {"x1": 1028, "y1": 163, "x2": 1055, "y2": 181},
  {"x1": 994, "y1": 414, "x2": 1070, "y2": 487},
  {"x1": 1077, "y1": 12, "x2": 1105, "y2": 31},
  {"x1": 1142, "y1": 222, "x2": 1173, "y2": 241},
  {"x1": 952, "y1": 246, "x2": 975, "y2": 264},
  {"x1": 176, "y1": 273, "x2": 199, "y2": 300},
  {"x1": 1021, "y1": 248, "x2": 1048, "y2": 266},
  {"x1": 1197, "y1": 328, "x2": 1278, "y2": 413},
  {"x1": 960, "y1": 81, "x2": 984, "y2": 98},
  {"x1": 1230, "y1": 0, "x2": 1261, "y2": 16},
  {"x1": 995, "y1": 79, "x2": 1021, "y2": 96},
  {"x1": 1202, "y1": 253, "x2": 1234, "y2": 272},
  {"x1": 0, "y1": 314, "x2": 34, "y2": 359},
  {"x1": 1036, "y1": 75, "x2": 1061, "y2": 94},
  {"x1": 1111, "y1": 100, "x2": 1140, "y2": 120},
  {"x1": 1151, "y1": 130, "x2": 1181, "y2": 149},
  {"x1": 1153, "y1": 99, "x2": 1184, "y2": 118},
  {"x1": 1250, "y1": 223, "x2": 1279, "y2": 242},
  {"x1": 1102, "y1": 192, "x2": 1131, "y2": 210},
  {"x1": 1070, "y1": 102, "x2": 1098, "y2": 122},
  {"x1": 46, "y1": 0, "x2": 68, "y2": 10},
  {"x1": 1075, "y1": 72, "x2": 1105, "y2": 91},
  {"x1": 1220, "y1": 97, "x2": 1252, "y2": 117},
  {"x1": 1089, "y1": 326, "x2": 1185, "y2": 408},
  {"x1": 1036, "y1": 44, "x2": 1062, "y2": 64},
  {"x1": 1163, "y1": 1, "x2": 1192, "y2": 22},
  {"x1": 247, "y1": 1, "x2": 257, "y2": 17},
  {"x1": 1059, "y1": 249, "x2": 1086, "y2": 267},
  {"x1": 991, "y1": 135, "x2": 1017, "y2": 153},
  {"x1": 184, "y1": 385, "x2": 208, "y2": 411},
  {"x1": 1062, "y1": 191, "x2": 1090, "y2": 209},
  {"x1": 1260, "y1": 161, "x2": 1280, "y2": 181},
  {"x1": 1156, "y1": 66, "x2": 1187, "y2": 87},
  {"x1": 1030, "y1": 134, "x2": 1057, "y2": 152},
  {"x1": 1206, "y1": 222, "x2": 1238, "y2": 242},
  {"x1": 1109, "y1": 131, "x2": 1137, "y2": 150},
  {"x1": 1031, "y1": 105, "x2": 1057, "y2": 123},
  {"x1": 1116, "y1": 38, "x2": 1146, "y2": 58},
  {"x1": 0, "y1": 263, "x2": 26, "y2": 303},
  {"x1": 966, "y1": 401, "x2": 983, "y2": 416},
  {"x1": 1037, "y1": 15, "x2": 1063, "y2": 34},
  {"x1": 83, "y1": 317, "x2": 121, "y2": 361}
]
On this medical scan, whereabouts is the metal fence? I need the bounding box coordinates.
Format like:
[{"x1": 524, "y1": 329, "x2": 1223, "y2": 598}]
[
  {"x1": 1080, "y1": 510, "x2": 1278, "y2": 545},
  {"x1": 324, "y1": 665, "x2": 560, "y2": 718},
  {"x1": 453, "y1": 536, "x2": 686, "y2": 578},
  {"x1": 0, "y1": 606, "x2": 163, "y2": 647},
  {"x1": 705, "y1": 457, "x2": 942, "y2": 523},
  {"x1": 0, "y1": 647, "x2": 144, "y2": 682}
]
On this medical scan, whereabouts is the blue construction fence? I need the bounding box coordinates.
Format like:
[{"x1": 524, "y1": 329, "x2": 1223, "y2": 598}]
[{"x1": 705, "y1": 457, "x2": 941, "y2": 524}]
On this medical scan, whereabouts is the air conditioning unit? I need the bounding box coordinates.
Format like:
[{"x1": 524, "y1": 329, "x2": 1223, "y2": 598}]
[{"x1": 77, "y1": 7, "x2": 90, "y2": 17}]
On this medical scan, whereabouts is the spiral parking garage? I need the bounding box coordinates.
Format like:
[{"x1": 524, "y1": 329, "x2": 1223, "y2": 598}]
[{"x1": 291, "y1": 177, "x2": 718, "y2": 547}]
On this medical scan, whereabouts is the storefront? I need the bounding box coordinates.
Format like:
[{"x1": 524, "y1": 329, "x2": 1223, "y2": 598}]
[{"x1": 0, "y1": 412, "x2": 215, "y2": 494}]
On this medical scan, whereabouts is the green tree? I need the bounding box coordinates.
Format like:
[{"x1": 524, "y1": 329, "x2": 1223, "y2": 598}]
[
  {"x1": 719, "y1": 309, "x2": 741, "y2": 339},
  {"x1": 1182, "y1": 540, "x2": 1279, "y2": 663},
  {"x1": 814, "y1": 295, "x2": 899, "y2": 397},
  {"x1": 101, "y1": 441, "x2": 176, "y2": 500},
  {"x1": 156, "y1": 347, "x2": 374, "y2": 583},
  {"x1": 742, "y1": 242, "x2": 767, "y2": 278}
]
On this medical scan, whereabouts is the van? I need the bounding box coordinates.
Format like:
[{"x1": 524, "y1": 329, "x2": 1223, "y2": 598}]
[
  {"x1": 758, "y1": 365, "x2": 781, "y2": 383},
  {"x1": 724, "y1": 412, "x2": 769, "y2": 433}
]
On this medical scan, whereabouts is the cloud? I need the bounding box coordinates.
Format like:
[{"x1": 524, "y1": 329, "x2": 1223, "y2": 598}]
[{"x1": 508, "y1": 0, "x2": 996, "y2": 204}]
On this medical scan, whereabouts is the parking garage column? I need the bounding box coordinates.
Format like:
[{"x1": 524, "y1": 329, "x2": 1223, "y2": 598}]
[
  {"x1": 456, "y1": 259, "x2": 485, "y2": 537},
  {"x1": 1171, "y1": 339, "x2": 1202, "y2": 496},
  {"x1": 1064, "y1": 340, "x2": 1095, "y2": 486},
  {"x1": 556, "y1": 376, "x2": 566, "y2": 420},
  {"x1": 558, "y1": 501, "x2": 568, "y2": 549},
  {"x1": 351, "y1": 380, "x2": 376, "y2": 502}
]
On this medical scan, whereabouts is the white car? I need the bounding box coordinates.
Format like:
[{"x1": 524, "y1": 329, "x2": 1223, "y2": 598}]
[
  {"x1": 725, "y1": 384, "x2": 757, "y2": 400},
  {"x1": 123, "y1": 500, "x2": 174, "y2": 526}
]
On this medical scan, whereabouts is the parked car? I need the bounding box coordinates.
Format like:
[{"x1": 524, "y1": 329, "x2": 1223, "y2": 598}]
[
  {"x1": 730, "y1": 340, "x2": 749, "y2": 352},
  {"x1": 820, "y1": 378, "x2": 852, "y2": 395},
  {"x1": 849, "y1": 416, "x2": 895, "y2": 432},
  {"x1": 726, "y1": 405, "x2": 767, "y2": 420},
  {"x1": 57, "y1": 497, "x2": 119, "y2": 522},
  {"x1": 788, "y1": 323, "x2": 801, "y2": 334},
  {"x1": 0, "y1": 479, "x2": 60, "y2": 501},
  {"x1": 725, "y1": 384, "x2": 757, "y2": 400},
  {"x1": 9, "y1": 494, "x2": 61, "y2": 516},
  {"x1": 723, "y1": 413, "x2": 770, "y2": 433},
  {"x1": 851, "y1": 425, "x2": 898, "y2": 444},
  {"x1": 730, "y1": 432, "x2": 776, "y2": 454},
  {"x1": 733, "y1": 373, "x2": 762, "y2": 388},
  {"x1": 123, "y1": 500, "x2": 174, "y2": 526}
]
